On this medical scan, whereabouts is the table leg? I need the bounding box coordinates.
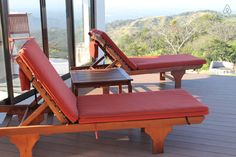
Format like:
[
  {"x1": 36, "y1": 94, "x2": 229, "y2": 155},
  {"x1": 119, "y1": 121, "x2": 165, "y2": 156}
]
[
  {"x1": 102, "y1": 86, "x2": 110, "y2": 94},
  {"x1": 118, "y1": 85, "x2": 122, "y2": 94},
  {"x1": 73, "y1": 84, "x2": 78, "y2": 96},
  {"x1": 128, "y1": 82, "x2": 132, "y2": 93},
  {"x1": 75, "y1": 88, "x2": 78, "y2": 96},
  {"x1": 160, "y1": 72, "x2": 166, "y2": 81}
]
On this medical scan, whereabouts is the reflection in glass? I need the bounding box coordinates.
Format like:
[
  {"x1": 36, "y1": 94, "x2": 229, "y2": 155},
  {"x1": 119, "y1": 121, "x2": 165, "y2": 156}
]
[
  {"x1": 46, "y1": 0, "x2": 69, "y2": 75},
  {"x1": 8, "y1": 0, "x2": 42, "y2": 96},
  {"x1": 74, "y1": 0, "x2": 91, "y2": 66},
  {"x1": 0, "y1": 14, "x2": 8, "y2": 101}
]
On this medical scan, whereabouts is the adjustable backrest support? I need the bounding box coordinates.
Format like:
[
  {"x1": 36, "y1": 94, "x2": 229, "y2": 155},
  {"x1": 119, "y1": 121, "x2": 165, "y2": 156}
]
[
  {"x1": 16, "y1": 39, "x2": 78, "y2": 124},
  {"x1": 16, "y1": 57, "x2": 68, "y2": 124},
  {"x1": 89, "y1": 29, "x2": 137, "y2": 71}
]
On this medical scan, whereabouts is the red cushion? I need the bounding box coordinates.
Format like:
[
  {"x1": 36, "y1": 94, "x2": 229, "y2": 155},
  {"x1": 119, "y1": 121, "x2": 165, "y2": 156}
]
[
  {"x1": 129, "y1": 54, "x2": 206, "y2": 70},
  {"x1": 89, "y1": 41, "x2": 99, "y2": 59},
  {"x1": 89, "y1": 29, "x2": 137, "y2": 70},
  {"x1": 78, "y1": 89, "x2": 208, "y2": 124},
  {"x1": 19, "y1": 68, "x2": 30, "y2": 91},
  {"x1": 18, "y1": 39, "x2": 78, "y2": 123}
]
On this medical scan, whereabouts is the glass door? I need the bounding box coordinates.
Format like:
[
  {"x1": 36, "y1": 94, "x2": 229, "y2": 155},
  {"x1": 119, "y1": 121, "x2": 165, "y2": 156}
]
[
  {"x1": 8, "y1": 0, "x2": 43, "y2": 96},
  {"x1": 0, "y1": 15, "x2": 8, "y2": 101},
  {"x1": 73, "y1": 0, "x2": 91, "y2": 66},
  {"x1": 46, "y1": 0, "x2": 69, "y2": 75}
]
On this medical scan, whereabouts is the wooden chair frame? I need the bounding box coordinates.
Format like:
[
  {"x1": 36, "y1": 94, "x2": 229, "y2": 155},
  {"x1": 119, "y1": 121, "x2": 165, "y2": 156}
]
[
  {"x1": 0, "y1": 57, "x2": 205, "y2": 157},
  {"x1": 74, "y1": 32, "x2": 204, "y2": 88}
]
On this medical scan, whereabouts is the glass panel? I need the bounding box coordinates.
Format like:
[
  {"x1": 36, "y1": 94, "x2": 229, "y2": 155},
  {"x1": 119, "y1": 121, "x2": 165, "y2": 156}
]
[
  {"x1": 74, "y1": 0, "x2": 91, "y2": 66},
  {"x1": 0, "y1": 14, "x2": 8, "y2": 101},
  {"x1": 8, "y1": 0, "x2": 43, "y2": 96},
  {"x1": 105, "y1": 0, "x2": 236, "y2": 74},
  {"x1": 46, "y1": 0, "x2": 69, "y2": 75}
]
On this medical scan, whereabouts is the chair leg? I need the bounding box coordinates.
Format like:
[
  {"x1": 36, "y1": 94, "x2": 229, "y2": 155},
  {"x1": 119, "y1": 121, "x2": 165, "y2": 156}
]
[
  {"x1": 118, "y1": 85, "x2": 122, "y2": 93},
  {"x1": 10, "y1": 134, "x2": 40, "y2": 157},
  {"x1": 145, "y1": 126, "x2": 172, "y2": 154},
  {"x1": 102, "y1": 86, "x2": 110, "y2": 94},
  {"x1": 160, "y1": 72, "x2": 165, "y2": 81},
  {"x1": 171, "y1": 70, "x2": 185, "y2": 88}
]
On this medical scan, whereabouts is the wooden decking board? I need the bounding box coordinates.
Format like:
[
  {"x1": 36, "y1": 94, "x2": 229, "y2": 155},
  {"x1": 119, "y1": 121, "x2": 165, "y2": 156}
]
[
  {"x1": 204, "y1": 118, "x2": 236, "y2": 124},
  {"x1": 0, "y1": 73, "x2": 236, "y2": 156},
  {"x1": 166, "y1": 135, "x2": 236, "y2": 150},
  {"x1": 171, "y1": 130, "x2": 236, "y2": 143},
  {"x1": 37, "y1": 138, "x2": 151, "y2": 157},
  {"x1": 174, "y1": 127, "x2": 236, "y2": 140},
  {"x1": 165, "y1": 143, "x2": 236, "y2": 157},
  {"x1": 92, "y1": 130, "x2": 236, "y2": 155},
  {"x1": 202, "y1": 122, "x2": 236, "y2": 129},
  {"x1": 36, "y1": 128, "x2": 236, "y2": 156},
  {"x1": 0, "y1": 142, "x2": 19, "y2": 154},
  {"x1": 188, "y1": 124, "x2": 236, "y2": 133},
  {"x1": 163, "y1": 147, "x2": 235, "y2": 157}
]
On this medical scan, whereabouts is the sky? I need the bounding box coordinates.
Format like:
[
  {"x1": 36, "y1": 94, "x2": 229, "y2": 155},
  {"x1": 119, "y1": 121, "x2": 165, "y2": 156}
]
[
  {"x1": 8, "y1": 0, "x2": 236, "y2": 22},
  {"x1": 105, "y1": 0, "x2": 236, "y2": 22}
]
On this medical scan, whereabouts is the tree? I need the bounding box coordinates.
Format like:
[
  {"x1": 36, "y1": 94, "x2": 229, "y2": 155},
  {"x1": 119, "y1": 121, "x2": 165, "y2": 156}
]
[
  {"x1": 157, "y1": 18, "x2": 206, "y2": 54},
  {"x1": 209, "y1": 21, "x2": 236, "y2": 42},
  {"x1": 206, "y1": 40, "x2": 236, "y2": 63}
]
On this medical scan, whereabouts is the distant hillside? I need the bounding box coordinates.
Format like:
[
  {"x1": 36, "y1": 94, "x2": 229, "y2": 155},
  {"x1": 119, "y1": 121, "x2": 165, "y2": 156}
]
[
  {"x1": 25, "y1": 10, "x2": 236, "y2": 67},
  {"x1": 106, "y1": 11, "x2": 236, "y2": 68}
]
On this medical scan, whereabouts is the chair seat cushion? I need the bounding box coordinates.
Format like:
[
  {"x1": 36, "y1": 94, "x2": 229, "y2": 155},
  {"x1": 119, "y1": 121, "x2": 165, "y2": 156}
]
[
  {"x1": 77, "y1": 89, "x2": 208, "y2": 124},
  {"x1": 129, "y1": 54, "x2": 206, "y2": 70}
]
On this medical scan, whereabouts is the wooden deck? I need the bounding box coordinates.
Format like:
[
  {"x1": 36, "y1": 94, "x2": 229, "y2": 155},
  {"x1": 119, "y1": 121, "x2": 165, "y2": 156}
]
[{"x1": 0, "y1": 73, "x2": 236, "y2": 157}]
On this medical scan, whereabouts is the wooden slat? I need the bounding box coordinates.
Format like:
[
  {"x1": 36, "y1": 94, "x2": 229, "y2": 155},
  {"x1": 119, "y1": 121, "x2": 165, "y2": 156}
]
[
  {"x1": 105, "y1": 60, "x2": 118, "y2": 69},
  {"x1": 0, "y1": 105, "x2": 28, "y2": 114},
  {"x1": 16, "y1": 57, "x2": 68, "y2": 124},
  {"x1": 0, "y1": 116, "x2": 204, "y2": 136},
  {"x1": 20, "y1": 102, "x2": 48, "y2": 126},
  {"x1": 20, "y1": 107, "x2": 29, "y2": 124}
]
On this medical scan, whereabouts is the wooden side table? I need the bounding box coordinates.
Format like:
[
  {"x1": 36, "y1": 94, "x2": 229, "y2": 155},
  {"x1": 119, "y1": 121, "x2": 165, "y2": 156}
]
[{"x1": 70, "y1": 68, "x2": 133, "y2": 95}]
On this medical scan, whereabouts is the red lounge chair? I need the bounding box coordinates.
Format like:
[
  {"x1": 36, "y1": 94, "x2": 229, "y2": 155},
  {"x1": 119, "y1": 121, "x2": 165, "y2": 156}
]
[
  {"x1": 86, "y1": 29, "x2": 206, "y2": 88},
  {"x1": 0, "y1": 39, "x2": 208, "y2": 157}
]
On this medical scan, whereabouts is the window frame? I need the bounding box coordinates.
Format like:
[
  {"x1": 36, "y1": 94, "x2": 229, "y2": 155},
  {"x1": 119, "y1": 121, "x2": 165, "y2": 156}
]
[{"x1": 0, "y1": 0, "x2": 96, "y2": 105}]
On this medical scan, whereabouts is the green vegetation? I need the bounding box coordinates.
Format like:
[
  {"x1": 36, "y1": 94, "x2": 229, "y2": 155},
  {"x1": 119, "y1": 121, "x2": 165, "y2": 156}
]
[
  {"x1": 32, "y1": 26, "x2": 84, "y2": 59},
  {"x1": 106, "y1": 11, "x2": 236, "y2": 69},
  {"x1": 32, "y1": 28, "x2": 68, "y2": 58}
]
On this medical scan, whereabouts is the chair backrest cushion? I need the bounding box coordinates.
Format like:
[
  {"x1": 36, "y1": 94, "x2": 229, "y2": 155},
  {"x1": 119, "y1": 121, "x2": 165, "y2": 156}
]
[
  {"x1": 18, "y1": 39, "x2": 78, "y2": 123},
  {"x1": 89, "y1": 40, "x2": 99, "y2": 59},
  {"x1": 89, "y1": 29, "x2": 137, "y2": 70}
]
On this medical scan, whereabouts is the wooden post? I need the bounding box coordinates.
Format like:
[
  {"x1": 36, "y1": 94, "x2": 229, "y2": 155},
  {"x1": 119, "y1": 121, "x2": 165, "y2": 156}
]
[
  {"x1": 10, "y1": 134, "x2": 40, "y2": 157},
  {"x1": 102, "y1": 86, "x2": 110, "y2": 94},
  {"x1": 128, "y1": 82, "x2": 132, "y2": 93},
  {"x1": 145, "y1": 126, "x2": 172, "y2": 154},
  {"x1": 118, "y1": 85, "x2": 122, "y2": 94},
  {"x1": 171, "y1": 70, "x2": 185, "y2": 88},
  {"x1": 160, "y1": 72, "x2": 166, "y2": 81}
]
